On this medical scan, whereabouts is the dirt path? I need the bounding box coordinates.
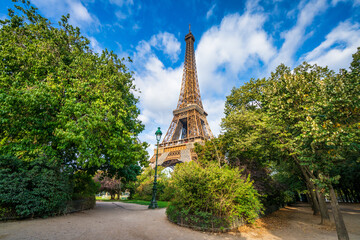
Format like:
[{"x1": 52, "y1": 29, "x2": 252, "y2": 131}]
[
  {"x1": 237, "y1": 203, "x2": 360, "y2": 239},
  {"x1": 0, "y1": 202, "x2": 359, "y2": 240}
]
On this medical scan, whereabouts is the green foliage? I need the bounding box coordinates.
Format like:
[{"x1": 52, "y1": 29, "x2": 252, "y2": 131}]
[
  {"x1": 71, "y1": 171, "x2": 100, "y2": 200},
  {"x1": 159, "y1": 177, "x2": 176, "y2": 201},
  {"x1": 133, "y1": 165, "x2": 170, "y2": 201},
  {"x1": 222, "y1": 50, "x2": 359, "y2": 238},
  {"x1": 0, "y1": 1, "x2": 148, "y2": 218},
  {"x1": 0, "y1": 0, "x2": 147, "y2": 171},
  {"x1": 0, "y1": 155, "x2": 71, "y2": 218},
  {"x1": 262, "y1": 59, "x2": 360, "y2": 188},
  {"x1": 223, "y1": 48, "x2": 360, "y2": 199},
  {"x1": 271, "y1": 161, "x2": 307, "y2": 203},
  {"x1": 124, "y1": 180, "x2": 137, "y2": 200},
  {"x1": 194, "y1": 138, "x2": 226, "y2": 167},
  {"x1": 167, "y1": 162, "x2": 263, "y2": 225},
  {"x1": 166, "y1": 205, "x2": 232, "y2": 231},
  {"x1": 220, "y1": 77, "x2": 291, "y2": 209},
  {"x1": 94, "y1": 164, "x2": 143, "y2": 200},
  {"x1": 225, "y1": 78, "x2": 267, "y2": 116}
]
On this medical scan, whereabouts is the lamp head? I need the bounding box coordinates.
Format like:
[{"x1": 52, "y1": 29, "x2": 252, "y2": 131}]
[{"x1": 155, "y1": 127, "x2": 162, "y2": 142}]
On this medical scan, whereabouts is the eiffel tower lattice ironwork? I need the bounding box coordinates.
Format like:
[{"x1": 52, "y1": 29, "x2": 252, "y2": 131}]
[{"x1": 150, "y1": 27, "x2": 213, "y2": 168}]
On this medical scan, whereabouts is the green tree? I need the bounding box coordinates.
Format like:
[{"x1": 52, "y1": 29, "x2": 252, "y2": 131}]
[
  {"x1": 262, "y1": 58, "x2": 360, "y2": 239},
  {"x1": 194, "y1": 138, "x2": 226, "y2": 167},
  {"x1": 0, "y1": 1, "x2": 147, "y2": 173},
  {"x1": 224, "y1": 65, "x2": 333, "y2": 223},
  {"x1": 0, "y1": 1, "x2": 148, "y2": 217},
  {"x1": 94, "y1": 164, "x2": 144, "y2": 200},
  {"x1": 223, "y1": 48, "x2": 360, "y2": 239},
  {"x1": 221, "y1": 80, "x2": 290, "y2": 210}
]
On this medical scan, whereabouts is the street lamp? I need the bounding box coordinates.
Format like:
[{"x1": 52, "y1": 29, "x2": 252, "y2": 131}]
[{"x1": 149, "y1": 127, "x2": 162, "y2": 209}]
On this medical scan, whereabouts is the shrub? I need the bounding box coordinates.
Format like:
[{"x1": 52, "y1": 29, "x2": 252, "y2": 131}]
[
  {"x1": 166, "y1": 161, "x2": 263, "y2": 230},
  {"x1": 133, "y1": 166, "x2": 170, "y2": 201},
  {"x1": 71, "y1": 171, "x2": 100, "y2": 200},
  {"x1": 0, "y1": 155, "x2": 71, "y2": 218},
  {"x1": 159, "y1": 179, "x2": 176, "y2": 201},
  {"x1": 133, "y1": 178, "x2": 154, "y2": 201}
]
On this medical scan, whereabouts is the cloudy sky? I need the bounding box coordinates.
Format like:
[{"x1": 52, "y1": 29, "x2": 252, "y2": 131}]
[{"x1": 1, "y1": 0, "x2": 360, "y2": 156}]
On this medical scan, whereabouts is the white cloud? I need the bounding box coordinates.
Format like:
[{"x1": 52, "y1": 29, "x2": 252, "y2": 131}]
[
  {"x1": 32, "y1": 0, "x2": 99, "y2": 30},
  {"x1": 206, "y1": 4, "x2": 216, "y2": 20},
  {"x1": 268, "y1": 0, "x2": 328, "y2": 71},
  {"x1": 132, "y1": 33, "x2": 182, "y2": 134},
  {"x1": 203, "y1": 98, "x2": 225, "y2": 137},
  {"x1": 68, "y1": 1, "x2": 92, "y2": 22},
  {"x1": 133, "y1": 0, "x2": 360, "y2": 159},
  {"x1": 111, "y1": 0, "x2": 135, "y2": 21},
  {"x1": 302, "y1": 21, "x2": 360, "y2": 70},
  {"x1": 196, "y1": 12, "x2": 276, "y2": 95},
  {"x1": 133, "y1": 5, "x2": 278, "y2": 156},
  {"x1": 138, "y1": 131, "x2": 157, "y2": 158},
  {"x1": 88, "y1": 36, "x2": 103, "y2": 54},
  {"x1": 135, "y1": 56, "x2": 182, "y2": 120},
  {"x1": 110, "y1": 0, "x2": 134, "y2": 7},
  {"x1": 133, "y1": 23, "x2": 141, "y2": 31},
  {"x1": 115, "y1": 10, "x2": 128, "y2": 20},
  {"x1": 245, "y1": 0, "x2": 264, "y2": 13},
  {"x1": 149, "y1": 32, "x2": 181, "y2": 62},
  {"x1": 133, "y1": 1, "x2": 278, "y2": 154},
  {"x1": 134, "y1": 56, "x2": 182, "y2": 156}
]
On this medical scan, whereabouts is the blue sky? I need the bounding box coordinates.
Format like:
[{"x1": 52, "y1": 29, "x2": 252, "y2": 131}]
[{"x1": 1, "y1": 0, "x2": 360, "y2": 156}]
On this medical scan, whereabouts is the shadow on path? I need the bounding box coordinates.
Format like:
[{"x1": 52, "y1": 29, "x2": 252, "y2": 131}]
[{"x1": 1, "y1": 202, "x2": 359, "y2": 240}]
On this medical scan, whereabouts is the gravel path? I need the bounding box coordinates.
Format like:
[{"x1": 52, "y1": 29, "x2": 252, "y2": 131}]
[
  {"x1": 0, "y1": 202, "x2": 359, "y2": 240},
  {"x1": 0, "y1": 202, "x2": 239, "y2": 240}
]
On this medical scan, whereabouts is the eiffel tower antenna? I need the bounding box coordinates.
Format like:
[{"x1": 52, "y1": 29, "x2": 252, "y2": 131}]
[{"x1": 150, "y1": 27, "x2": 213, "y2": 168}]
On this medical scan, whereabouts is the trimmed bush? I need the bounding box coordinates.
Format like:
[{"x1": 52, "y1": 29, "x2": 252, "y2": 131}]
[
  {"x1": 0, "y1": 155, "x2": 71, "y2": 218},
  {"x1": 166, "y1": 161, "x2": 263, "y2": 231}
]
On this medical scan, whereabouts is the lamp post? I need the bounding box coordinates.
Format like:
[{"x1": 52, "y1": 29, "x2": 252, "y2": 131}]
[{"x1": 149, "y1": 127, "x2": 162, "y2": 209}]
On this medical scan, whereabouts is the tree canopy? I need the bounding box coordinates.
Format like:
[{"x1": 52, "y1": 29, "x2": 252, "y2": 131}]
[
  {"x1": 221, "y1": 48, "x2": 360, "y2": 240},
  {"x1": 0, "y1": 1, "x2": 148, "y2": 171},
  {"x1": 0, "y1": 0, "x2": 148, "y2": 218}
]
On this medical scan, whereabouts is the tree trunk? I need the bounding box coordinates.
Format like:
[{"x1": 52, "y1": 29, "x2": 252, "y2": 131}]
[
  {"x1": 310, "y1": 188, "x2": 320, "y2": 215},
  {"x1": 295, "y1": 160, "x2": 324, "y2": 218},
  {"x1": 329, "y1": 184, "x2": 349, "y2": 240},
  {"x1": 314, "y1": 187, "x2": 331, "y2": 225},
  {"x1": 299, "y1": 161, "x2": 331, "y2": 225},
  {"x1": 116, "y1": 190, "x2": 121, "y2": 200},
  {"x1": 290, "y1": 153, "x2": 331, "y2": 224},
  {"x1": 306, "y1": 182, "x2": 320, "y2": 215}
]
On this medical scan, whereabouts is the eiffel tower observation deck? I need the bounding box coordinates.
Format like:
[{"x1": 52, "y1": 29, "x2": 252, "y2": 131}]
[{"x1": 150, "y1": 27, "x2": 213, "y2": 168}]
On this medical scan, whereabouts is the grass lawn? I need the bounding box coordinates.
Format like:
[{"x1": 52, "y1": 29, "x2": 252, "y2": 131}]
[{"x1": 96, "y1": 197, "x2": 169, "y2": 208}]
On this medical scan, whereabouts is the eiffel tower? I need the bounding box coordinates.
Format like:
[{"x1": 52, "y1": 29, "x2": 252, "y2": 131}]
[{"x1": 150, "y1": 27, "x2": 213, "y2": 168}]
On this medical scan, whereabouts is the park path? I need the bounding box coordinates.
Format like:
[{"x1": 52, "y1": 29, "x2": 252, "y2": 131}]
[
  {"x1": 0, "y1": 202, "x2": 359, "y2": 240},
  {"x1": 0, "y1": 202, "x2": 240, "y2": 240}
]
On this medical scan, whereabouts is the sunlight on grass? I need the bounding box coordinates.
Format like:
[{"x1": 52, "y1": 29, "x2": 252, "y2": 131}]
[{"x1": 96, "y1": 197, "x2": 169, "y2": 208}]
